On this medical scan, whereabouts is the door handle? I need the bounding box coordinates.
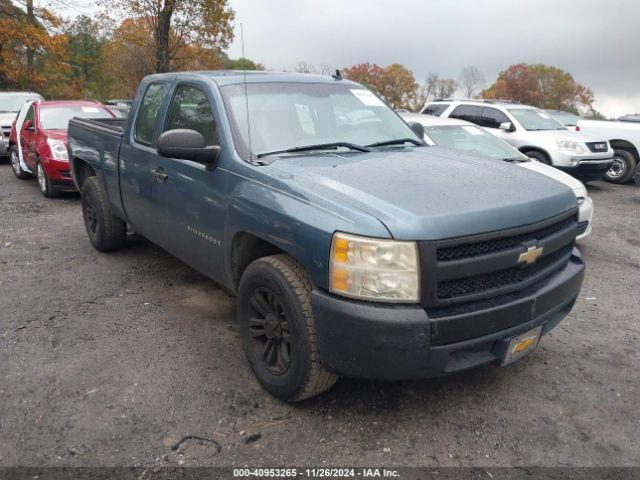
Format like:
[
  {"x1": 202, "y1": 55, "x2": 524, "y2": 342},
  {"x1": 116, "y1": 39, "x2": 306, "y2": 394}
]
[{"x1": 150, "y1": 167, "x2": 168, "y2": 182}]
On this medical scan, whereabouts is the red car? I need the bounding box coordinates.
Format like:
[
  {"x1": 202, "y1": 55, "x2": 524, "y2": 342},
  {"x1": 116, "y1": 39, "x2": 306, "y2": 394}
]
[{"x1": 9, "y1": 100, "x2": 114, "y2": 197}]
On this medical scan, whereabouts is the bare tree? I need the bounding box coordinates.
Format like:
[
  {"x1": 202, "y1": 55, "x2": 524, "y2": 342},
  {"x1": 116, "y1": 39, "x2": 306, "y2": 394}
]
[
  {"x1": 318, "y1": 62, "x2": 333, "y2": 76},
  {"x1": 295, "y1": 61, "x2": 316, "y2": 74},
  {"x1": 459, "y1": 65, "x2": 485, "y2": 98}
]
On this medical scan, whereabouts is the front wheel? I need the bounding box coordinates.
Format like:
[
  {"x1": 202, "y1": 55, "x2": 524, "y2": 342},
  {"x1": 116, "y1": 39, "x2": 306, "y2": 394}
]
[
  {"x1": 237, "y1": 254, "x2": 338, "y2": 402},
  {"x1": 81, "y1": 176, "x2": 127, "y2": 252},
  {"x1": 36, "y1": 159, "x2": 59, "y2": 197},
  {"x1": 10, "y1": 146, "x2": 31, "y2": 179},
  {"x1": 605, "y1": 149, "x2": 636, "y2": 184},
  {"x1": 523, "y1": 150, "x2": 551, "y2": 165}
]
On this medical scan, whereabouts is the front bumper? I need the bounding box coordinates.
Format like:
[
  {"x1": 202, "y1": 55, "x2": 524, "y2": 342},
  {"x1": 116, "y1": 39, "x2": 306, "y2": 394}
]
[
  {"x1": 576, "y1": 196, "x2": 593, "y2": 240},
  {"x1": 0, "y1": 135, "x2": 9, "y2": 155},
  {"x1": 42, "y1": 157, "x2": 76, "y2": 190},
  {"x1": 556, "y1": 156, "x2": 613, "y2": 182},
  {"x1": 312, "y1": 249, "x2": 584, "y2": 380}
]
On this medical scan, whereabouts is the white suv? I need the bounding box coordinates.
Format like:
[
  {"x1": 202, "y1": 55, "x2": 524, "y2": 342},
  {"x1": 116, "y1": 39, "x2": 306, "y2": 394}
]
[{"x1": 422, "y1": 100, "x2": 613, "y2": 182}]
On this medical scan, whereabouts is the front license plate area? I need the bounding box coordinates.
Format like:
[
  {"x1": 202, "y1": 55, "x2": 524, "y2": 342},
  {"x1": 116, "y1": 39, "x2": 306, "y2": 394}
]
[{"x1": 502, "y1": 326, "x2": 543, "y2": 365}]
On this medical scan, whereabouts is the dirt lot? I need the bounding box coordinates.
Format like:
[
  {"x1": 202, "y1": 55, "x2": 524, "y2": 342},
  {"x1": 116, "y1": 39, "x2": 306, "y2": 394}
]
[{"x1": 1, "y1": 162, "x2": 639, "y2": 469}]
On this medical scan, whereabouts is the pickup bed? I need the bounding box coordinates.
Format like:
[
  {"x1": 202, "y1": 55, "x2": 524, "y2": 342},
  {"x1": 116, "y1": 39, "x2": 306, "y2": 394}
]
[{"x1": 68, "y1": 71, "x2": 585, "y2": 401}]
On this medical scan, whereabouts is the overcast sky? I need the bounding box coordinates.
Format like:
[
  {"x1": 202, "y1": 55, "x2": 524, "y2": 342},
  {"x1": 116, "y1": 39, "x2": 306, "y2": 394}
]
[{"x1": 225, "y1": 0, "x2": 640, "y2": 117}]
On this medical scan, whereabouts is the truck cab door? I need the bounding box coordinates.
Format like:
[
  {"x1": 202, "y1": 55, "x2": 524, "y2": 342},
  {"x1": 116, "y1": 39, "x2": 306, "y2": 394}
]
[
  {"x1": 119, "y1": 82, "x2": 170, "y2": 237},
  {"x1": 148, "y1": 83, "x2": 228, "y2": 282}
]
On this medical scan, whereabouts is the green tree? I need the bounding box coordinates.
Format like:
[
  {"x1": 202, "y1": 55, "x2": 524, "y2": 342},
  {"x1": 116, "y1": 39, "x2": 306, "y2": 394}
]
[
  {"x1": 222, "y1": 56, "x2": 265, "y2": 70},
  {"x1": 65, "y1": 15, "x2": 108, "y2": 98}
]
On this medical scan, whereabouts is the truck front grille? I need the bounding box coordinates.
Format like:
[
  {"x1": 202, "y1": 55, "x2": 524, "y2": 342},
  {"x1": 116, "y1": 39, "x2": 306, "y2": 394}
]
[
  {"x1": 437, "y1": 244, "x2": 572, "y2": 300},
  {"x1": 419, "y1": 209, "x2": 578, "y2": 308},
  {"x1": 585, "y1": 141, "x2": 608, "y2": 153},
  {"x1": 1, "y1": 126, "x2": 10, "y2": 138},
  {"x1": 436, "y1": 215, "x2": 575, "y2": 261}
]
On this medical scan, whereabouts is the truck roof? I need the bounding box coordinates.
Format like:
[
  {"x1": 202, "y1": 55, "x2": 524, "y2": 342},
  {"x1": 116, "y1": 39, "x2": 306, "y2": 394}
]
[{"x1": 142, "y1": 70, "x2": 360, "y2": 87}]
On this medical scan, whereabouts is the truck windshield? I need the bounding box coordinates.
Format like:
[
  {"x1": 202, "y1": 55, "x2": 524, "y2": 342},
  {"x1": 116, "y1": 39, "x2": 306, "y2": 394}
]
[
  {"x1": 0, "y1": 93, "x2": 40, "y2": 113},
  {"x1": 424, "y1": 125, "x2": 528, "y2": 161},
  {"x1": 508, "y1": 108, "x2": 567, "y2": 131},
  {"x1": 39, "y1": 105, "x2": 112, "y2": 130},
  {"x1": 220, "y1": 82, "x2": 419, "y2": 159}
]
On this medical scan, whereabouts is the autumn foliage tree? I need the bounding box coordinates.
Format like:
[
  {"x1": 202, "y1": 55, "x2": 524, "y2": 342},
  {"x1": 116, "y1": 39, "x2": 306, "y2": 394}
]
[
  {"x1": 0, "y1": 0, "x2": 74, "y2": 97},
  {"x1": 343, "y1": 62, "x2": 421, "y2": 110},
  {"x1": 483, "y1": 63, "x2": 593, "y2": 112},
  {"x1": 105, "y1": 0, "x2": 235, "y2": 74}
]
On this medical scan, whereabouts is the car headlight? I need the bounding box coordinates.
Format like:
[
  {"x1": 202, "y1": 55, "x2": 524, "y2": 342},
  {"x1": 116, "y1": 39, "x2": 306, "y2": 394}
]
[
  {"x1": 47, "y1": 138, "x2": 69, "y2": 160},
  {"x1": 329, "y1": 232, "x2": 420, "y2": 303},
  {"x1": 556, "y1": 138, "x2": 585, "y2": 154}
]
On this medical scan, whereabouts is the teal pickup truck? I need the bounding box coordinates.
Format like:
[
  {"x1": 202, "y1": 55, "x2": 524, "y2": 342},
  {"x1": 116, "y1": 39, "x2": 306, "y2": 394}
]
[{"x1": 67, "y1": 71, "x2": 585, "y2": 401}]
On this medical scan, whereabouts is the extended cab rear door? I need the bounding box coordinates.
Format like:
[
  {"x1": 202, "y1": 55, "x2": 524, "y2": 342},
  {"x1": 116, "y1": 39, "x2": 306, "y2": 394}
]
[
  {"x1": 148, "y1": 81, "x2": 228, "y2": 281},
  {"x1": 118, "y1": 81, "x2": 170, "y2": 237}
]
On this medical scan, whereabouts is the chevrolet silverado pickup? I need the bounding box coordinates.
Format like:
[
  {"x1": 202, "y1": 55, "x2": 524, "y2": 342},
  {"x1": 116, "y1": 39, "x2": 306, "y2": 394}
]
[{"x1": 67, "y1": 72, "x2": 585, "y2": 401}]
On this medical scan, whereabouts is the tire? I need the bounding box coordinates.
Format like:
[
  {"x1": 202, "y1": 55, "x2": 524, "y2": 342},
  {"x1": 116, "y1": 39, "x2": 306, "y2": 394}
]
[
  {"x1": 524, "y1": 150, "x2": 551, "y2": 165},
  {"x1": 81, "y1": 176, "x2": 126, "y2": 252},
  {"x1": 605, "y1": 149, "x2": 636, "y2": 184},
  {"x1": 36, "y1": 158, "x2": 59, "y2": 197},
  {"x1": 237, "y1": 254, "x2": 338, "y2": 402},
  {"x1": 9, "y1": 145, "x2": 32, "y2": 179}
]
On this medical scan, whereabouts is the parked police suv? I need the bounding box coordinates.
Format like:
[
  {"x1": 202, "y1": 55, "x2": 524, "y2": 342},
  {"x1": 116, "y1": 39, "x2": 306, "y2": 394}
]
[
  {"x1": 422, "y1": 99, "x2": 613, "y2": 182},
  {"x1": 67, "y1": 72, "x2": 585, "y2": 401}
]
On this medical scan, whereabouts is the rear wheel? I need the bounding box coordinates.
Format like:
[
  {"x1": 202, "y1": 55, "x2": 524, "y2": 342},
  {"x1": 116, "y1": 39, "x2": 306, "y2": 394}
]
[
  {"x1": 81, "y1": 176, "x2": 126, "y2": 252},
  {"x1": 237, "y1": 254, "x2": 338, "y2": 402},
  {"x1": 9, "y1": 146, "x2": 31, "y2": 179},
  {"x1": 524, "y1": 150, "x2": 551, "y2": 165},
  {"x1": 36, "y1": 159, "x2": 59, "y2": 197},
  {"x1": 605, "y1": 149, "x2": 636, "y2": 184}
]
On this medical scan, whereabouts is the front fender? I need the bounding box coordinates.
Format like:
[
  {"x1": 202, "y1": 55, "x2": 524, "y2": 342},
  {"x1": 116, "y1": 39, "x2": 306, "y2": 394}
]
[{"x1": 224, "y1": 178, "x2": 390, "y2": 291}]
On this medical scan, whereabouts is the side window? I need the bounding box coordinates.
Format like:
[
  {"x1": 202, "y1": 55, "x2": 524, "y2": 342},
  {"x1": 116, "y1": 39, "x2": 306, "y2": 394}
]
[
  {"x1": 480, "y1": 107, "x2": 510, "y2": 129},
  {"x1": 422, "y1": 103, "x2": 450, "y2": 116},
  {"x1": 449, "y1": 105, "x2": 482, "y2": 125},
  {"x1": 135, "y1": 83, "x2": 168, "y2": 145},
  {"x1": 165, "y1": 85, "x2": 217, "y2": 145},
  {"x1": 25, "y1": 105, "x2": 36, "y2": 124}
]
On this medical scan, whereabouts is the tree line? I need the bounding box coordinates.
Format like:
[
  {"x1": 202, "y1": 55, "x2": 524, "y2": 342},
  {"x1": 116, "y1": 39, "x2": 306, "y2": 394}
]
[{"x1": 1, "y1": 0, "x2": 600, "y2": 116}]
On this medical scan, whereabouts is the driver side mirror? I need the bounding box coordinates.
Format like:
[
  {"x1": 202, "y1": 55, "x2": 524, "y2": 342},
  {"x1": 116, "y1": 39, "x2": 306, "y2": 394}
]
[
  {"x1": 499, "y1": 121, "x2": 515, "y2": 132},
  {"x1": 23, "y1": 119, "x2": 35, "y2": 131},
  {"x1": 157, "y1": 129, "x2": 220, "y2": 171},
  {"x1": 408, "y1": 121, "x2": 425, "y2": 139}
]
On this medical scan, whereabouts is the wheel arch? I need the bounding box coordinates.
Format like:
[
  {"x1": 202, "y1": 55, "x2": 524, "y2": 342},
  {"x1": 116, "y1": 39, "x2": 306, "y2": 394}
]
[
  {"x1": 518, "y1": 146, "x2": 552, "y2": 162},
  {"x1": 71, "y1": 157, "x2": 97, "y2": 190},
  {"x1": 609, "y1": 139, "x2": 639, "y2": 163}
]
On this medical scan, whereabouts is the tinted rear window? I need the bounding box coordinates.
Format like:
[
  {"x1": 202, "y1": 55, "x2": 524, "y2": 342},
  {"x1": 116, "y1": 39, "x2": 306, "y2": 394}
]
[{"x1": 422, "y1": 103, "x2": 450, "y2": 116}]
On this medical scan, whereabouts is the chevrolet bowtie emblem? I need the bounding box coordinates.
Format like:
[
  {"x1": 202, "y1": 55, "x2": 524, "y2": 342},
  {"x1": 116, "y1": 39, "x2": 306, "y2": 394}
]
[{"x1": 518, "y1": 245, "x2": 544, "y2": 265}]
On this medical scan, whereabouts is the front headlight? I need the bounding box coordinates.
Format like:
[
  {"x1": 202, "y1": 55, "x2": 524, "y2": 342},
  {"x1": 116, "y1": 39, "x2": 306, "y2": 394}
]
[
  {"x1": 556, "y1": 138, "x2": 585, "y2": 154},
  {"x1": 47, "y1": 138, "x2": 69, "y2": 160},
  {"x1": 329, "y1": 232, "x2": 419, "y2": 303}
]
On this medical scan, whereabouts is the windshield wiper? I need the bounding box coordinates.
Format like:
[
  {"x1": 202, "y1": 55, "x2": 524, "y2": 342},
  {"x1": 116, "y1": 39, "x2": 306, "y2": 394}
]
[
  {"x1": 366, "y1": 138, "x2": 424, "y2": 148},
  {"x1": 257, "y1": 142, "x2": 371, "y2": 158}
]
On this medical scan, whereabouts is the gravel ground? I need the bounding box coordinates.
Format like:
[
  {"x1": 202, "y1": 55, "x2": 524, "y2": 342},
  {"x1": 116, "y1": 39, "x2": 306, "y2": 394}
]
[{"x1": 0, "y1": 163, "x2": 639, "y2": 469}]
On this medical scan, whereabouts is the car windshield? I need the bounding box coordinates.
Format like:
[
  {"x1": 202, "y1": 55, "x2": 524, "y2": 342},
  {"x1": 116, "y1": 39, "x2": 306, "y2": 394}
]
[
  {"x1": 0, "y1": 93, "x2": 40, "y2": 113},
  {"x1": 547, "y1": 110, "x2": 580, "y2": 126},
  {"x1": 220, "y1": 82, "x2": 419, "y2": 159},
  {"x1": 424, "y1": 125, "x2": 527, "y2": 160},
  {"x1": 39, "y1": 105, "x2": 112, "y2": 130},
  {"x1": 508, "y1": 108, "x2": 567, "y2": 131}
]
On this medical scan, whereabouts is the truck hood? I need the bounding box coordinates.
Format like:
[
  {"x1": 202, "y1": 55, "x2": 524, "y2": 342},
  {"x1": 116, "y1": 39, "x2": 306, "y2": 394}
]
[
  {"x1": 518, "y1": 160, "x2": 587, "y2": 198},
  {"x1": 523, "y1": 128, "x2": 606, "y2": 143},
  {"x1": 265, "y1": 146, "x2": 577, "y2": 240}
]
